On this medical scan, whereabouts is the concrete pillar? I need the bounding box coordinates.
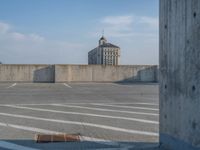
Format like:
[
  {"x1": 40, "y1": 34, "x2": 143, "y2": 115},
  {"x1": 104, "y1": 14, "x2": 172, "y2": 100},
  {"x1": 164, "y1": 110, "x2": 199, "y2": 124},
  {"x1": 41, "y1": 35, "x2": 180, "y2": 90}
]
[{"x1": 159, "y1": 0, "x2": 200, "y2": 149}]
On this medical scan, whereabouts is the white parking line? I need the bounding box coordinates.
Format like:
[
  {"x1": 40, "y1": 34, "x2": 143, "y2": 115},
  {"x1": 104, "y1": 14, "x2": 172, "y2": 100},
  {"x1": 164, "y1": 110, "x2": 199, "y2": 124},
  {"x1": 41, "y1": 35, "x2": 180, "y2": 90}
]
[
  {"x1": 0, "y1": 103, "x2": 159, "y2": 116},
  {"x1": 63, "y1": 83, "x2": 72, "y2": 88},
  {"x1": 0, "y1": 122, "x2": 111, "y2": 144},
  {"x1": 106, "y1": 102, "x2": 158, "y2": 106},
  {"x1": 0, "y1": 122, "x2": 60, "y2": 135},
  {"x1": 91, "y1": 104, "x2": 159, "y2": 111},
  {"x1": 65, "y1": 102, "x2": 158, "y2": 106},
  {"x1": 0, "y1": 112, "x2": 158, "y2": 137},
  {"x1": 4, "y1": 105, "x2": 158, "y2": 124},
  {"x1": 0, "y1": 141, "x2": 39, "y2": 150},
  {"x1": 6, "y1": 83, "x2": 17, "y2": 89},
  {"x1": 0, "y1": 122, "x2": 132, "y2": 148},
  {"x1": 53, "y1": 104, "x2": 159, "y2": 116},
  {"x1": 0, "y1": 102, "x2": 158, "y2": 106}
]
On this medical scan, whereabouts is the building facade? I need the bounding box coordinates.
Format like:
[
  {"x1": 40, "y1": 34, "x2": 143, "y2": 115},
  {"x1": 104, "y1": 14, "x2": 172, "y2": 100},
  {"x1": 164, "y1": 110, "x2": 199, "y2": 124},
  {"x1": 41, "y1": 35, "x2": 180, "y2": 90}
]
[{"x1": 88, "y1": 36, "x2": 120, "y2": 65}]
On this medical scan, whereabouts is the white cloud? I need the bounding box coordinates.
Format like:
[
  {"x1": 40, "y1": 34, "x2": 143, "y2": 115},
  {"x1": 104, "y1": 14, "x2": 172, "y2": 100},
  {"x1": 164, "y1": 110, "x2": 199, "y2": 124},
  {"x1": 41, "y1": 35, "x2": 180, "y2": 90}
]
[
  {"x1": 29, "y1": 34, "x2": 45, "y2": 42},
  {"x1": 0, "y1": 21, "x2": 86, "y2": 64},
  {"x1": 93, "y1": 15, "x2": 158, "y2": 38},
  {"x1": 10, "y1": 32, "x2": 26, "y2": 40},
  {"x1": 90, "y1": 15, "x2": 159, "y2": 65},
  {"x1": 139, "y1": 16, "x2": 158, "y2": 29},
  {"x1": 0, "y1": 22, "x2": 45, "y2": 42},
  {"x1": 101, "y1": 16, "x2": 133, "y2": 27},
  {"x1": 0, "y1": 22, "x2": 10, "y2": 34},
  {"x1": 99, "y1": 15, "x2": 134, "y2": 37}
]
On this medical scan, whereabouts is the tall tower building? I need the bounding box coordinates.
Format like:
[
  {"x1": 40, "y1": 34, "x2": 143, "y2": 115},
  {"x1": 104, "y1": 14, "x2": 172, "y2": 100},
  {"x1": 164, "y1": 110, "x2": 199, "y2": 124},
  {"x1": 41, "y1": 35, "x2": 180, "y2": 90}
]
[{"x1": 88, "y1": 36, "x2": 120, "y2": 65}]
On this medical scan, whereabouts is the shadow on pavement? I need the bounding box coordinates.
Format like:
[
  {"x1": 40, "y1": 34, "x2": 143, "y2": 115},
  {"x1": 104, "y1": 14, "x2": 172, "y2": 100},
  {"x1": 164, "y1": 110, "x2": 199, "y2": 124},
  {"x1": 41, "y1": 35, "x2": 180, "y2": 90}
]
[
  {"x1": 114, "y1": 82, "x2": 158, "y2": 86},
  {"x1": 0, "y1": 140, "x2": 161, "y2": 150}
]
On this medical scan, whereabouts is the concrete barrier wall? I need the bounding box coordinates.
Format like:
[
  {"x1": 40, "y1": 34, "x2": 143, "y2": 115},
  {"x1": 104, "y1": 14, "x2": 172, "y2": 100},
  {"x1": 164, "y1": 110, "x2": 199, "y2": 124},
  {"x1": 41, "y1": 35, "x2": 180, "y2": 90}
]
[
  {"x1": 0, "y1": 65, "x2": 55, "y2": 82},
  {"x1": 55, "y1": 65, "x2": 158, "y2": 82},
  {"x1": 0, "y1": 64, "x2": 158, "y2": 83}
]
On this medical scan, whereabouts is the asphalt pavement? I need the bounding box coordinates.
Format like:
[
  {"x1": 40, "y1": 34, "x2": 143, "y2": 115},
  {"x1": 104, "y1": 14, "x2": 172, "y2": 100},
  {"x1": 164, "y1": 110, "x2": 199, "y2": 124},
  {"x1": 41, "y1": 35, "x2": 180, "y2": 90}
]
[{"x1": 0, "y1": 82, "x2": 159, "y2": 150}]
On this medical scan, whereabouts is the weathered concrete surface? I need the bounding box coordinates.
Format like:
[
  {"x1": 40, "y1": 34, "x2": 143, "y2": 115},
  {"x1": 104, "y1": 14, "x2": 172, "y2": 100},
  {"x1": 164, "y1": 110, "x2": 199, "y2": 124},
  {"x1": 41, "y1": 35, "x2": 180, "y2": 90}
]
[
  {"x1": 55, "y1": 65, "x2": 158, "y2": 82},
  {"x1": 0, "y1": 65, "x2": 55, "y2": 82},
  {"x1": 160, "y1": 0, "x2": 200, "y2": 149},
  {"x1": 0, "y1": 65, "x2": 158, "y2": 83}
]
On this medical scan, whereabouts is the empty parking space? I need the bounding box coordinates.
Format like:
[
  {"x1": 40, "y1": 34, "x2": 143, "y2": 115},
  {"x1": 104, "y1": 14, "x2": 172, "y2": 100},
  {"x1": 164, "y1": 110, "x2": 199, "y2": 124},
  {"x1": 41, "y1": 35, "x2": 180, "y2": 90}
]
[{"x1": 0, "y1": 83, "x2": 159, "y2": 149}]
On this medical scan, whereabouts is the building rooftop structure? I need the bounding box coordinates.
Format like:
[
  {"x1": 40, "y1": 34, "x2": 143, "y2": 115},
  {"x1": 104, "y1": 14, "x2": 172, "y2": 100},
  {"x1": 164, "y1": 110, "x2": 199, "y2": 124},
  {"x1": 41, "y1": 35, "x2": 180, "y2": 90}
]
[
  {"x1": 99, "y1": 42, "x2": 120, "y2": 48},
  {"x1": 88, "y1": 36, "x2": 120, "y2": 65}
]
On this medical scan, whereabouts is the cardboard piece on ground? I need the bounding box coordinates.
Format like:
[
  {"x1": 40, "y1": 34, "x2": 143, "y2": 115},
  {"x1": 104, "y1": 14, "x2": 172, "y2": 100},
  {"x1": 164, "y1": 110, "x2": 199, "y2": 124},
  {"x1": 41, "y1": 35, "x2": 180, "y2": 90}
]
[{"x1": 35, "y1": 134, "x2": 80, "y2": 143}]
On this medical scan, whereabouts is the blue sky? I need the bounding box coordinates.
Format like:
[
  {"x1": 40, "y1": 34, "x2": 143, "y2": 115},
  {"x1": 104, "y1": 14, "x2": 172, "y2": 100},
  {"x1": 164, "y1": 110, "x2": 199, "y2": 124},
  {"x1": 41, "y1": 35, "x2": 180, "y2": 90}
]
[{"x1": 0, "y1": 0, "x2": 159, "y2": 64}]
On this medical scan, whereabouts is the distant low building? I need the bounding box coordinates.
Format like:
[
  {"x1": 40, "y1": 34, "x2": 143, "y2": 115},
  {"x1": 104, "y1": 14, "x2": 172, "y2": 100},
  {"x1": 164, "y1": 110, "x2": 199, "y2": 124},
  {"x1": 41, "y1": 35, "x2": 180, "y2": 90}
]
[{"x1": 88, "y1": 36, "x2": 120, "y2": 65}]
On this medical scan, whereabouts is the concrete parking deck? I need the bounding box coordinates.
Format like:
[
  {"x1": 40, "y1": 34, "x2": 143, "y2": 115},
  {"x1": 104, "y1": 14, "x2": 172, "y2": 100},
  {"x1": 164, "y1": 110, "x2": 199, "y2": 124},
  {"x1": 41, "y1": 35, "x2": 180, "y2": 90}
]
[{"x1": 0, "y1": 83, "x2": 159, "y2": 150}]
